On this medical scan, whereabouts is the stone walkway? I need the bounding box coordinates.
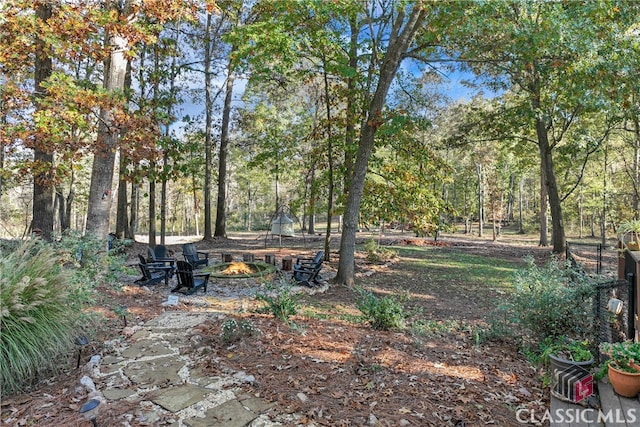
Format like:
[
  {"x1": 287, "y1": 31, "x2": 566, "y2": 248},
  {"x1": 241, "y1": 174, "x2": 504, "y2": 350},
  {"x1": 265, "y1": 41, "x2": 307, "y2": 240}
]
[{"x1": 85, "y1": 311, "x2": 280, "y2": 427}]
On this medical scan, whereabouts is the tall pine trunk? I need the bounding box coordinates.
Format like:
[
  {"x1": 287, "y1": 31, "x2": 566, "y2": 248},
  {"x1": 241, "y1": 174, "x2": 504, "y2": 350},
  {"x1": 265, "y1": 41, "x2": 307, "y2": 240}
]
[
  {"x1": 215, "y1": 50, "x2": 235, "y2": 238},
  {"x1": 32, "y1": 2, "x2": 54, "y2": 241},
  {"x1": 86, "y1": 2, "x2": 133, "y2": 239},
  {"x1": 203, "y1": 13, "x2": 214, "y2": 240},
  {"x1": 115, "y1": 62, "x2": 132, "y2": 239}
]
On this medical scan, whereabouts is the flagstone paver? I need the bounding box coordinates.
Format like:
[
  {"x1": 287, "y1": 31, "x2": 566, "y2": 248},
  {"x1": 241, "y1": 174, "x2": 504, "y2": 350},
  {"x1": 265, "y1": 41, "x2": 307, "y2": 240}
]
[
  {"x1": 89, "y1": 311, "x2": 280, "y2": 426},
  {"x1": 152, "y1": 384, "x2": 212, "y2": 412},
  {"x1": 184, "y1": 399, "x2": 258, "y2": 427}
]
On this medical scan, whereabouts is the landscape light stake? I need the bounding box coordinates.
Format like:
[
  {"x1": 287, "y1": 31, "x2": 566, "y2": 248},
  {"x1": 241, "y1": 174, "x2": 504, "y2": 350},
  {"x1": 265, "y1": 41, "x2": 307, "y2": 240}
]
[
  {"x1": 78, "y1": 398, "x2": 101, "y2": 426},
  {"x1": 75, "y1": 335, "x2": 89, "y2": 369}
]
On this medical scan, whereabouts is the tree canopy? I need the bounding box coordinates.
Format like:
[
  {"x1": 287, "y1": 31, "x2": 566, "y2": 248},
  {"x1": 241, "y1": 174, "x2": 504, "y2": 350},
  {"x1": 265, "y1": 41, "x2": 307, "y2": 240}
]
[{"x1": 1, "y1": 0, "x2": 639, "y2": 285}]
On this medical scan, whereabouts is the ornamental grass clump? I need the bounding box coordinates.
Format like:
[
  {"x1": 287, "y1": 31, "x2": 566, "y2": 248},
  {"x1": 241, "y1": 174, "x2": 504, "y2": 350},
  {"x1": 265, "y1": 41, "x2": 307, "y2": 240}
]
[
  {"x1": 255, "y1": 277, "x2": 300, "y2": 322},
  {"x1": 1, "y1": 240, "x2": 83, "y2": 395}
]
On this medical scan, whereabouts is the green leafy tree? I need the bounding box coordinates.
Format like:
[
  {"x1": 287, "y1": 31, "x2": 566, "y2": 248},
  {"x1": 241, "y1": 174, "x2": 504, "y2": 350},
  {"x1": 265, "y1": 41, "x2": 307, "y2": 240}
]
[{"x1": 448, "y1": 1, "x2": 638, "y2": 252}]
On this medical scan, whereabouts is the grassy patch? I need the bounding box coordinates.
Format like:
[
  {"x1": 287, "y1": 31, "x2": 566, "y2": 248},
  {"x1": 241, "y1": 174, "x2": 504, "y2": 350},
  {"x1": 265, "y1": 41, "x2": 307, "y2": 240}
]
[
  {"x1": 300, "y1": 303, "x2": 364, "y2": 324},
  {"x1": 393, "y1": 246, "x2": 523, "y2": 291}
]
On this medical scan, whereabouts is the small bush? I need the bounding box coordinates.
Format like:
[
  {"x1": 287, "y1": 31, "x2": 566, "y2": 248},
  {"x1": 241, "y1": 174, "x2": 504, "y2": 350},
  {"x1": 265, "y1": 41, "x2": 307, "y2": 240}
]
[
  {"x1": 356, "y1": 287, "x2": 407, "y2": 330},
  {"x1": 255, "y1": 277, "x2": 300, "y2": 322},
  {"x1": 0, "y1": 240, "x2": 84, "y2": 394},
  {"x1": 486, "y1": 256, "x2": 595, "y2": 349},
  {"x1": 363, "y1": 238, "x2": 397, "y2": 263},
  {"x1": 53, "y1": 231, "x2": 126, "y2": 294},
  {"x1": 221, "y1": 318, "x2": 260, "y2": 344}
]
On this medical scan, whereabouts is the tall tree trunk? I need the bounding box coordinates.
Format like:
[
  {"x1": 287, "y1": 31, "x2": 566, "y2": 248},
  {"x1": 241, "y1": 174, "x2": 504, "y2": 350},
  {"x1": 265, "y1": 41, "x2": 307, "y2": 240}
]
[
  {"x1": 116, "y1": 152, "x2": 129, "y2": 239},
  {"x1": 539, "y1": 161, "x2": 549, "y2": 246},
  {"x1": 55, "y1": 180, "x2": 73, "y2": 233},
  {"x1": 601, "y1": 145, "x2": 609, "y2": 246},
  {"x1": 507, "y1": 173, "x2": 515, "y2": 222},
  {"x1": 192, "y1": 169, "x2": 200, "y2": 236},
  {"x1": 535, "y1": 117, "x2": 565, "y2": 252},
  {"x1": 518, "y1": 175, "x2": 525, "y2": 234},
  {"x1": 127, "y1": 180, "x2": 138, "y2": 239},
  {"x1": 115, "y1": 61, "x2": 132, "y2": 239},
  {"x1": 203, "y1": 13, "x2": 214, "y2": 240},
  {"x1": 308, "y1": 168, "x2": 316, "y2": 235},
  {"x1": 160, "y1": 164, "x2": 167, "y2": 245},
  {"x1": 476, "y1": 163, "x2": 484, "y2": 237},
  {"x1": 148, "y1": 168, "x2": 157, "y2": 247},
  {"x1": 86, "y1": 2, "x2": 133, "y2": 239},
  {"x1": 343, "y1": 13, "x2": 359, "y2": 189},
  {"x1": 215, "y1": 51, "x2": 235, "y2": 238},
  {"x1": 323, "y1": 55, "x2": 335, "y2": 261},
  {"x1": 32, "y1": 1, "x2": 54, "y2": 241},
  {"x1": 336, "y1": 7, "x2": 426, "y2": 286},
  {"x1": 64, "y1": 187, "x2": 74, "y2": 231}
]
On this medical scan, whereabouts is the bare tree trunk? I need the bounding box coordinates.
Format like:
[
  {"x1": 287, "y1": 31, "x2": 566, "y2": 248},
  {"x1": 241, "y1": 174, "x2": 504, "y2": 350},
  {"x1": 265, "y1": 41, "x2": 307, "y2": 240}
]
[
  {"x1": 192, "y1": 169, "x2": 200, "y2": 236},
  {"x1": 215, "y1": 51, "x2": 235, "y2": 238},
  {"x1": 476, "y1": 163, "x2": 484, "y2": 238},
  {"x1": 160, "y1": 167, "x2": 167, "y2": 245},
  {"x1": 323, "y1": 54, "x2": 335, "y2": 261},
  {"x1": 86, "y1": 1, "x2": 133, "y2": 239},
  {"x1": 307, "y1": 168, "x2": 317, "y2": 235},
  {"x1": 336, "y1": 7, "x2": 426, "y2": 286},
  {"x1": 115, "y1": 62, "x2": 132, "y2": 239},
  {"x1": 539, "y1": 162, "x2": 549, "y2": 246},
  {"x1": 578, "y1": 192, "x2": 583, "y2": 239},
  {"x1": 148, "y1": 170, "x2": 157, "y2": 247},
  {"x1": 127, "y1": 181, "x2": 138, "y2": 239},
  {"x1": 116, "y1": 152, "x2": 129, "y2": 239},
  {"x1": 203, "y1": 13, "x2": 214, "y2": 240},
  {"x1": 507, "y1": 173, "x2": 515, "y2": 223},
  {"x1": 343, "y1": 13, "x2": 359, "y2": 190},
  {"x1": 32, "y1": 1, "x2": 54, "y2": 241},
  {"x1": 518, "y1": 175, "x2": 525, "y2": 234}
]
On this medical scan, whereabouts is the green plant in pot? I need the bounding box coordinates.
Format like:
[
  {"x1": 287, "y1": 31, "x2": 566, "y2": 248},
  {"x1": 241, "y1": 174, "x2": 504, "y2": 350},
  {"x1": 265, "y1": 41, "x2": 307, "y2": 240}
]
[
  {"x1": 542, "y1": 337, "x2": 594, "y2": 366},
  {"x1": 539, "y1": 337, "x2": 593, "y2": 399},
  {"x1": 598, "y1": 340, "x2": 640, "y2": 397}
]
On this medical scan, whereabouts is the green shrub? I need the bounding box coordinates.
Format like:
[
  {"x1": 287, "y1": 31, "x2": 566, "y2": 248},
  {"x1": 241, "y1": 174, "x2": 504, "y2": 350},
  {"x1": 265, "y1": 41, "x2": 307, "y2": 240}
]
[
  {"x1": 0, "y1": 240, "x2": 84, "y2": 394},
  {"x1": 356, "y1": 287, "x2": 407, "y2": 330},
  {"x1": 486, "y1": 256, "x2": 595, "y2": 349},
  {"x1": 364, "y1": 238, "x2": 397, "y2": 263},
  {"x1": 255, "y1": 277, "x2": 300, "y2": 322},
  {"x1": 53, "y1": 231, "x2": 126, "y2": 294}
]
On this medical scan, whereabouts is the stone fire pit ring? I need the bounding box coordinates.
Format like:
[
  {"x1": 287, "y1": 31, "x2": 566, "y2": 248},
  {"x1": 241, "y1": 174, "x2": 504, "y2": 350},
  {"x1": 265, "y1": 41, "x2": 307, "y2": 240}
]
[{"x1": 203, "y1": 261, "x2": 277, "y2": 279}]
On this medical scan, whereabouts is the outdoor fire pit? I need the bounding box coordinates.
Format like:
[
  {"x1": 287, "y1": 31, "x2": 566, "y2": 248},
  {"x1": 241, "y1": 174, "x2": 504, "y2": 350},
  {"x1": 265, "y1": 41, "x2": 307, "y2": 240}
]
[{"x1": 204, "y1": 261, "x2": 277, "y2": 279}]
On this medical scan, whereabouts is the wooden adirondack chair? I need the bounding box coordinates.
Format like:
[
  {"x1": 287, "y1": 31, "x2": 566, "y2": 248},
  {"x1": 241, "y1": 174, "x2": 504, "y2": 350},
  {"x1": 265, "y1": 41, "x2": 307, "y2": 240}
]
[
  {"x1": 172, "y1": 260, "x2": 210, "y2": 295},
  {"x1": 147, "y1": 245, "x2": 176, "y2": 275},
  {"x1": 293, "y1": 250, "x2": 324, "y2": 287},
  {"x1": 135, "y1": 255, "x2": 173, "y2": 287},
  {"x1": 181, "y1": 243, "x2": 209, "y2": 268}
]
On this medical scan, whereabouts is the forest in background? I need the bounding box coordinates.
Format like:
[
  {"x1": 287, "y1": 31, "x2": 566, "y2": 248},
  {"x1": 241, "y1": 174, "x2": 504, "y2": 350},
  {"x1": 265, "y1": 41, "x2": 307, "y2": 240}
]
[{"x1": 1, "y1": 0, "x2": 639, "y2": 284}]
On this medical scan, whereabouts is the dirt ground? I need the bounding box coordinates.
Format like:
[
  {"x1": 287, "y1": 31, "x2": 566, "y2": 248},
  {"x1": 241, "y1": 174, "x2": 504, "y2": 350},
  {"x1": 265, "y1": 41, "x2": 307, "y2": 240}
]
[{"x1": 0, "y1": 231, "x2": 619, "y2": 426}]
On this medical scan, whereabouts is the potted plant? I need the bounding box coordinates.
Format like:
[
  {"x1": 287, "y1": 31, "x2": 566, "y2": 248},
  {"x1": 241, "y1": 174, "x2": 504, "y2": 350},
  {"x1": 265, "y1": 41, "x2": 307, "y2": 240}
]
[
  {"x1": 598, "y1": 340, "x2": 640, "y2": 397},
  {"x1": 619, "y1": 219, "x2": 640, "y2": 250},
  {"x1": 542, "y1": 337, "x2": 594, "y2": 371},
  {"x1": 539, "y1": 337, "x2": 594, "y2": 401}
]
